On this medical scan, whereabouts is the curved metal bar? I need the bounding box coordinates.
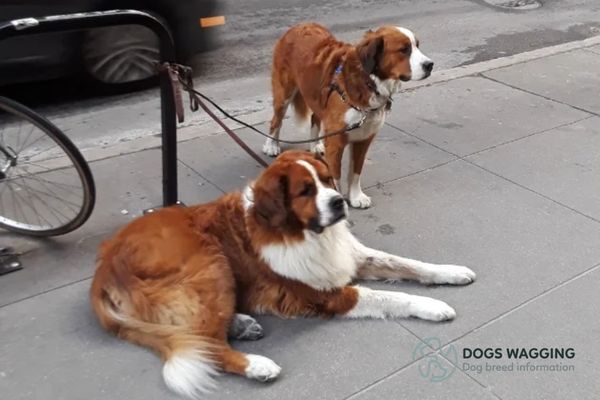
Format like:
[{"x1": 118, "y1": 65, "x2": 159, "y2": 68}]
[{"x1": 0, "y1": 9, "x2": 179, "y2": 206}]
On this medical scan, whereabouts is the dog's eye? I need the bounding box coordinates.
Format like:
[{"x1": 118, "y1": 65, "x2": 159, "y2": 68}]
[
  {"x1": 299, "y1": 183, "x2": 315, "y2": 197},
  {"x1": 416, "y1": 39, "x2": 420, "y2": 48},
  {"x1": 399, "y1": 46, "x2": 411, "y2": 55}
]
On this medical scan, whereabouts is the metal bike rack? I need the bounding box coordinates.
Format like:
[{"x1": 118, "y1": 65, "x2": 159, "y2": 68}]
[{"x1": 0, "y1": 9, "x2": 179, "y2": 207}]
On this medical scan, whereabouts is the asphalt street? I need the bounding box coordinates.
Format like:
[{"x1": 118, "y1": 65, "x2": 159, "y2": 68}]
[{"x1": 6, "y1": 0, "x2": 600, "y2": 153}]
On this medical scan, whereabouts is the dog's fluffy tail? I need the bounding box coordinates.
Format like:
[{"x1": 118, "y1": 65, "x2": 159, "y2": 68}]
[{"x1": 90, "y1": 266, "x2": 219, "y2": 399}]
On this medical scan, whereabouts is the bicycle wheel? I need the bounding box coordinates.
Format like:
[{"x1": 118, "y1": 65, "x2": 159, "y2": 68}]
[{"x1": 0, "y1": 96, "x2": 95, "y2": 236}]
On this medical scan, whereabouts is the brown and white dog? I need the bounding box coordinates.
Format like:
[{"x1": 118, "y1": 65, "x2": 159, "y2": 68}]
[
  {"x1": 91, "y1": 151, "x2": 474, "y2": 399},
  {"x1": 263, "y1": 23, "x2": 433, "y2": 208}
]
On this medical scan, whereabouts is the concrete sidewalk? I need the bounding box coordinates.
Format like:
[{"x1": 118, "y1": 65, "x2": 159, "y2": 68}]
[{"x1": 2, "y1": 37, "x2": 600, "y2": 400}]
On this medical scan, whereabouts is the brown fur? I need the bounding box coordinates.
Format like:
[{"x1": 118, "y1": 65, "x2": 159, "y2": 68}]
[
  {"x1": 90, "y1": 151, "x2": 359, "y2": 380},
  {"x1": 269, "y1": 23, "x2": 415, "y2": 187}
]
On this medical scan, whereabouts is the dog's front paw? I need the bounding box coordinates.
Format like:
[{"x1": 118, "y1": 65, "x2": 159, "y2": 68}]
[
  {"x1": 262, "y1": 138, "x2": 281, "y2": 157},
  {"x1": 245, "y1": 354, "x2": 281, "y2": 382},
  {"x1": 409, "y1": 296, "x2": 456, "y2": 321},
  {"x1": 348, "y1": 191, "x2": 372, "y2": 209},
  {"x1": 425, "y1": 265, "x2": 476, "y2": 286},
  {"x1": 311, "y1": 141, "x2": 325, "y2": 156}
]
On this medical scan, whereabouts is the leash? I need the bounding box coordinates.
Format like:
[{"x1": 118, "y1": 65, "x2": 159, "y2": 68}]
[{"x1": 158, "y1": 63, "x2": 368, "y2": 168}]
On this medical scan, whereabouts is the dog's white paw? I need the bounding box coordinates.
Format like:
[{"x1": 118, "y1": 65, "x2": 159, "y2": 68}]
[
  {"x1": 409, "y1": 296, "x2": 456, "y2": 321},
  {"x1": 425, "y1": 265, "x2": 476, "y2": 286},
  {"x1": 262, "y1": 139, "x2": 281, "y2": 157},
  {"x1": 348, "y1": 191, "x2": 372, "y2": 209},
  {"x1": 311, "y1": 141, "x2": 325, "y2": 156},
  {"x1": 245, "y1": 354, "x2": 281, "y2": 382}
]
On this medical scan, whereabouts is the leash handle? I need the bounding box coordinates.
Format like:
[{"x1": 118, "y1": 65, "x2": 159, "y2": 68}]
[{"x1": 158, "y1": 63, "x2": 185, "y2": 123}]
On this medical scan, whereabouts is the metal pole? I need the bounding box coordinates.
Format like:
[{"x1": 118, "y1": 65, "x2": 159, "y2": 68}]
[{"x1": 159, "y1": 70, "x2": 178, "y2": 206}]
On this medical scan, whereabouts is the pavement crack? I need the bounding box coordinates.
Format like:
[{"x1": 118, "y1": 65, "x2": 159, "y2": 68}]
[
  {"x1": 178, "y1": 159, "x2": 226, "y2": 194},
  {"x1": 437, "y1": 349, "x2": 506, "y2": 400},
  {"x1": 442, "y1": 261, "x2": 600, "y2": 348},
  {"x1": 385, "y1": 117, "x2": 600, "y2": 226},
  {"x1": 479, "y1": 73, "x2": 600, "y2": 117},
  {"x1": 0, "y1": 275, "x2": 93, "y2": 309},
  {"x1": 465, "y1": 158, "x2": 600, "y2": 225}
]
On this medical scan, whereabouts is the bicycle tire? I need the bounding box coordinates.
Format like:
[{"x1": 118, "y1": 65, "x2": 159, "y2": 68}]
[{"x1": 0, "y1": 96, "x2": 96, "y2": 236}]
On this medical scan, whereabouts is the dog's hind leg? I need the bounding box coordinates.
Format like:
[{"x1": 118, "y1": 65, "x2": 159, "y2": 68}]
[
  {"x1": 216, "y1": 346, "x2": 282, "y2": 382},
  {"x1": 310, "y1": 114, "x2": 325, "y2": 155},
  {"x1": 228, "y1": 313, "x2": 264, "y2": 341},
  {"x1": 264, "y1": 67, "x2": 297, "y2": 157}
]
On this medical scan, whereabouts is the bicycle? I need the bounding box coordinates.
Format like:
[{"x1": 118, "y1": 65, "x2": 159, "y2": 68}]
[
  {"x1": 0, "y1": 10, "x2": 180, "y2": 238},
  {"x1": 0, "y1": 96, "x2": 95, "y2": 236}
]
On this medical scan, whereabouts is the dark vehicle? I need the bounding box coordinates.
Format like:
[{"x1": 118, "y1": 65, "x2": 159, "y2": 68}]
[{"x1": 0, "y1": 1, "x2": 224, "y2": 87}]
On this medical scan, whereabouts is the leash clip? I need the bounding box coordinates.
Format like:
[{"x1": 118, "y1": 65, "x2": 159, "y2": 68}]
[{"x1": 347, "y1": 113, "x2": 367, "y2": 131}]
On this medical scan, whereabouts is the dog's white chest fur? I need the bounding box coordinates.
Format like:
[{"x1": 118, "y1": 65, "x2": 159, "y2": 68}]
[
  {"x1": 259, "y1": 222, "x2": 358, "y2": 290},
  {"x1": 344, "y1": 108, "x2": 387, "y2": 142},
  {"x1": 343, "y1": 77, "x2": 399, "y2": 142}
]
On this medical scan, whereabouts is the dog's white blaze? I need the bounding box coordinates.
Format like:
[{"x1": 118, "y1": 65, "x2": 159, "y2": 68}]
[
  {"x1": 396, "y1": 27, "x2": 432, "y2": 81},
  {"x1": 163, "y1": 350, "x2": 218, "y2": 399},
  {"x1": 345, "y1": 286, "x2": 457, "y2": 321},
  {"x1": 260, "y1": 221, "x2": 357, "y2": 290},
  {"x1": 296, "y1": 159, "x2": 342, "y2": 227}
]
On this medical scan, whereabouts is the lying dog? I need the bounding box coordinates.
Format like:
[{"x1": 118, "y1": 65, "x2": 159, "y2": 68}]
[
  {"x1": 91, "y1": 150, "x2": 474, "y2": 399},
  {"x1": 263, "y1": 23, "x2": 433, "y2": 208}
]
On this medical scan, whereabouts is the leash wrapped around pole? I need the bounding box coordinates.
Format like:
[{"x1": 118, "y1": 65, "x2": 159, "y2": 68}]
[{"x1": 160, "y1": 63, "x2": 368, "y2": 169}]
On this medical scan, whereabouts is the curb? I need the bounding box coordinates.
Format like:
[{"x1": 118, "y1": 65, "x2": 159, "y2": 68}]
[
  {"x1": 75, "y1": 34, "x2": 600, "y2": 166},
  {"x1": 402, "y1": 34, "x2": 600, "y2": 91}
]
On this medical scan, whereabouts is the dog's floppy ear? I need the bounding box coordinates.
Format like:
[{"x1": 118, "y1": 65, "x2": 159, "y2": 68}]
[
  {"x1": 252, "y1": 172, "x2": 288, "y2": 229},
  {"x1": 357, "y1": 35, "x2": 384, "y2": 74}
]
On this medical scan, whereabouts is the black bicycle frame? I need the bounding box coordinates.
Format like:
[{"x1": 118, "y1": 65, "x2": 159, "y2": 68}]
[{"x1": 0, "y1": 10, "x2": 179, "y2": 206}]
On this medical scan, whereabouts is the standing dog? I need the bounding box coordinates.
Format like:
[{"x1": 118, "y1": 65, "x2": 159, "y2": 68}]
[
  {"x1": 263, "y1": 23, "x2": 433, "y2": 208},
  {"x1": 91, "y1": 151, "x2": 474, "y2": 399}
]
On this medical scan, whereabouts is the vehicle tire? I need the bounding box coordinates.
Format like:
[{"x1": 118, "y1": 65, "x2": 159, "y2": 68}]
[
  {"x1": 82, "y1": 25, "x2": 160, "y2": 89},
  {"x1": 0, "y1": 96, "x2": 96, "y2": 236}
]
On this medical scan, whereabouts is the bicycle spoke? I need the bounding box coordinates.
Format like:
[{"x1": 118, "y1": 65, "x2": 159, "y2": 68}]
[
  {"x1": 11, "y1": 178, "x2": 69, "y2": 225},
  {"x1": 12, "y1": 174, "x2": 81, "y2": 212},
  {"x1": 6, "y1": 181, "x2": 28, "y2": 226},
  {"x1": 19, "y1": 160, "x2": 74, "y2": 177},
  {"x1": 19, "y1": 131, "x2": 53, "y2": 157},
  {"x1": 13, "y1": 164, "x2": 82, "y2": 192},
  {"x1": 11, "y1": 166, "x2": 83, "y2": 191},
  {"x1": 11, "y1": 176, "x2": 52, "y2": 227},
  {"x1": 18, "y1": 176, "x2": 47, "y2": 227},
  {"x1": 15, "y1": 171, "x2": 80, "y2": 214},
  {"x1": 18, "y1": 123, "x2": 38, "y2": 154},
  {"x1": 15, "y1": 120, "x2": 21, "y2": 152}
]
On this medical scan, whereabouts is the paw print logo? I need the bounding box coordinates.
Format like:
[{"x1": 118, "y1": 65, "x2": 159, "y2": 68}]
[{"x1": 412, "y1": 337, "x2": 457, "y2": 382}]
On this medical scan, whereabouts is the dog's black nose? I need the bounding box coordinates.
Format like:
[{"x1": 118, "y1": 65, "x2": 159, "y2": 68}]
[
  {"x1": 330, "y1": 196, "x2": 345, "y2": 211},
  {"x1": 423, "y1": 60, "x2": 434, "y2": 73}
]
